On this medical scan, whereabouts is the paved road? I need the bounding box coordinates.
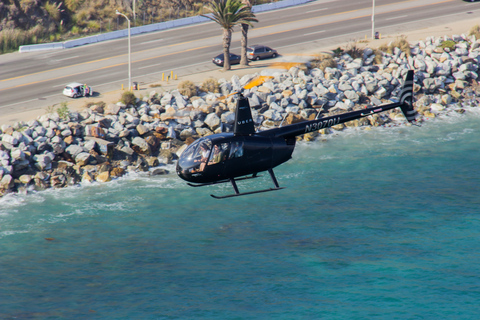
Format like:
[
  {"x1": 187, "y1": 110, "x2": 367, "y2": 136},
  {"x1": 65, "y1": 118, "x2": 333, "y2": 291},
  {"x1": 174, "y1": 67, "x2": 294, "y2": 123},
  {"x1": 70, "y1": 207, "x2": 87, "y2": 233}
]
[{"x1": 0, "y1": 0, "x2": 478, "y2": 116}]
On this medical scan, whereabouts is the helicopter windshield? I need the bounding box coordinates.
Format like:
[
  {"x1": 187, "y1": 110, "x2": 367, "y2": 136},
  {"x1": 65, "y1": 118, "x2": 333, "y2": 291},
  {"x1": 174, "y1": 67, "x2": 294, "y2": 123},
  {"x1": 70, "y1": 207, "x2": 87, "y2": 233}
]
[
  {"x1": 189, "y1": 138, "x2": 212, "y2": 162},
  {"x1": 178, "y1": 138, "x2": 212, "y2": 173},
  {"x1": 179, "y1": 137, "x2": 245, "y2": 174}
]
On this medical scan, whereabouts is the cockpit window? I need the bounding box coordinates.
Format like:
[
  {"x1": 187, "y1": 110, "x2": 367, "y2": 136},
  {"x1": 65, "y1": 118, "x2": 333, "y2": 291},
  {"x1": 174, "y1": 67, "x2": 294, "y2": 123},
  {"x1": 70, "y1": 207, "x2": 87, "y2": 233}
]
[
  {"x1": 180, "y1": 138, "x2": 212, "y2": 172},
  {"x1": 193, "y1": 139, "x2": 212, "y2": 163},
  {"x1": 209, "y1": 142, "x2": 230, "y2": 165},
  {"x1": 179, "y1": 138, "x2": 244, "y2": 174},
  {"x1": 228, "y1": 141, "x2": 244, "y2": 159}
]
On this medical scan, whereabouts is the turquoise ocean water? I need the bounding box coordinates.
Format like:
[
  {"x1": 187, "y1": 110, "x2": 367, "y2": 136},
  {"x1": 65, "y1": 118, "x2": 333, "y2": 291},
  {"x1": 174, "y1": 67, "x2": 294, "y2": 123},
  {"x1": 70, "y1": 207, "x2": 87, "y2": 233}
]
[{"x1": 1, "y1": 109, "x2": 480, "y2": 319}]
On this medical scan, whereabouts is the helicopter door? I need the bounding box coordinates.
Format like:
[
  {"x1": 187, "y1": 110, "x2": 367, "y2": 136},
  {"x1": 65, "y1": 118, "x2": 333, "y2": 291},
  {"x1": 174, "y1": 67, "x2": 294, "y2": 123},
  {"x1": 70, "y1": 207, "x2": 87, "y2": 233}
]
[
  {"x1": 244, "y1": 136, "x2": 273, "y2": 174},
  {"x1": 206, "y1": 142, "x2": 231, "y2": 176}
]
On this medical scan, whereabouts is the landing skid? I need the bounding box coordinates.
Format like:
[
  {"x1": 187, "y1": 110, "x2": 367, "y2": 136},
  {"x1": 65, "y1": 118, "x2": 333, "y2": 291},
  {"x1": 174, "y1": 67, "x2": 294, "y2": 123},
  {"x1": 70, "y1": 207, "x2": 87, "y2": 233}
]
[
  {"x1": 211, "y1": 186, "x2": 284, "y2": 199},
  {"x1": 187, "y1": 173, "x2": 261, "y2": 188},
  {"x1": 211, "y1": 169, "x2": 284, "y2": 199}
]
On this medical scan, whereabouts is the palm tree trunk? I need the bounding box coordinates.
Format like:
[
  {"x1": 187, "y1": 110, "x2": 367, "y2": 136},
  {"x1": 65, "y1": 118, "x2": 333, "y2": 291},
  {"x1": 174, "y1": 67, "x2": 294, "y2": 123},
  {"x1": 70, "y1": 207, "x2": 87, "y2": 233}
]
[
  {"x1": 240, "y1": 23, "x2": 249, "y2": 66},
  {"x1": 240, "y1": 0, "x2": 253, "y2": 67},
  {"x1": 223, "y1": 28, "x2": 232, "y2": 71}
]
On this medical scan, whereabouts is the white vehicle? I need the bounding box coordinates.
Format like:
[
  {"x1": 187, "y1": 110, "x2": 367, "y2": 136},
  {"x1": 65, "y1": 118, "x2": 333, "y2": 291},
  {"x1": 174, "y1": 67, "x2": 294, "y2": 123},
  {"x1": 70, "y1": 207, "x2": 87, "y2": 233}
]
[{"x1": 63, "y1": 82, "x2": 93, "y2": 98}]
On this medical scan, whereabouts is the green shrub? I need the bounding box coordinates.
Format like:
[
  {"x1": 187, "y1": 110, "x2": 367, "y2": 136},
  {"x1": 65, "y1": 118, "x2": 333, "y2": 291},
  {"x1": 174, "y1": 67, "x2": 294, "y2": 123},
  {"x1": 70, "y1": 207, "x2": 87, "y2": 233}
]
[
  {"x1": 378, "y1": 43, "x2": 391, "y2": 55},
  {"x1": 84, "y1": 101, "x2": 106, "y2": 109},
  {"x1": 87, "y1": 21, "x2": 101, "y2": 32},
  {"x1": 44, "y1": 1, "x2": 61, "y2": 22},
  {"x1": 64, "y1": 0, "x2": 81, "y2": 12},
  {"x1": 178, "y1": 80, "x2": 197, "y2": 98},
  {"x1": 56, "y1": 102, "x2": 70, "y2": 120},
  {"x1": 121, "y1": 91, "x2": 137, "y2": 106},
  {"x1": 310, "y1": 53, "x2": 337, "y2": 71},
  {"x1": 332, "y1": 47, "x2": 344, "y2": 57},
  {"x1": 71, "y1": 26, "x2": 80, "y2": 35},
  {"x1": 378, "y1": 36, "x2": 411, "y2": 56},
  {"x1": 372, "y1": 48, "x2": 383, "y2": 64},
  {"x1": 469, "y1": 24, "x2": 480, "y2": 39},
  {"x1": 439, "y1": 39, "x2": 456, "y2": 51},
  {"x1": 200, "y1": 78, "x2": 219, "y2": 93},
  {"x1": 392, "y1": 36, "x2": 411, "y2": 55},
  {"x1": 46, "y1": 102, "x2": 70, "y2": 120},
  {"x1": 345, "y1": 41, "x2": 363, "y2": 59}
]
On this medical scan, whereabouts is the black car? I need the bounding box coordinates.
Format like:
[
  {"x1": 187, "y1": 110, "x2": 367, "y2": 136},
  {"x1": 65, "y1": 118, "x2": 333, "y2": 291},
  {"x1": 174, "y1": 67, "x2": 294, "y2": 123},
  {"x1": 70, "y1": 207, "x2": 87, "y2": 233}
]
[
  {"x1": 212, "y1": 53, "x2": 241, "y2": 66},
  {"x1": 247, "y1": 45, "x2": 278, "y2": 60}
]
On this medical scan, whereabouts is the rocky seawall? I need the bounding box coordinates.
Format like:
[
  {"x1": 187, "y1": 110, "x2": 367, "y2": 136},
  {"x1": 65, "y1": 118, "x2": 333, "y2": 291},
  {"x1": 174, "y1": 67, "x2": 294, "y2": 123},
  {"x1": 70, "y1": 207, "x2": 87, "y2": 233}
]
[{"x1": 1, "y1": 33, "x2": 480, "y2": 197}]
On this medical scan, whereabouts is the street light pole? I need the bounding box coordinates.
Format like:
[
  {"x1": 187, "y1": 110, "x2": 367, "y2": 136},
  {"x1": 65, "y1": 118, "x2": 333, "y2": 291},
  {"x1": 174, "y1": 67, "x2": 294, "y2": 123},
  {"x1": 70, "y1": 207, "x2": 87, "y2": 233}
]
[
  {"x1": 372, "y1": 0, "x2": 375, "y2": 39},
  {"x1": 116, "y1": 10, "x2": 131, "y2": 91}
]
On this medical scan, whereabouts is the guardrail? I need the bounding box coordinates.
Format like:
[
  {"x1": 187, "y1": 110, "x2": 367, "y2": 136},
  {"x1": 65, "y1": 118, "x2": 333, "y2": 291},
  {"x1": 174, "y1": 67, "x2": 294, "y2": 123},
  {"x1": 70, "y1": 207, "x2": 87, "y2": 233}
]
[{"x1": 19, "y1": 0, "x2": 312, "y2": 53}]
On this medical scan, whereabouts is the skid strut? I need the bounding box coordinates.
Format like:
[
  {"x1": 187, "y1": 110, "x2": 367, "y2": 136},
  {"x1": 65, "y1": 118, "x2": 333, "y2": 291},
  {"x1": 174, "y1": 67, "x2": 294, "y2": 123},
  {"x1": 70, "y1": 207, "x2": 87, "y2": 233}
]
[{"x1": 210, "y1": 169, "x2": 284, "y2": 199}]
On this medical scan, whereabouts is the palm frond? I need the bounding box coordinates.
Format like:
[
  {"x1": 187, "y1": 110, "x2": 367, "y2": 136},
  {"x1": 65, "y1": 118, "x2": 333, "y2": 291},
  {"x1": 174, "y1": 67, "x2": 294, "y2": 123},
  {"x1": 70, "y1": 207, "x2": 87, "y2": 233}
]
[{"x1": 202, "y1": 0, "x2": 258, "y2": 30}]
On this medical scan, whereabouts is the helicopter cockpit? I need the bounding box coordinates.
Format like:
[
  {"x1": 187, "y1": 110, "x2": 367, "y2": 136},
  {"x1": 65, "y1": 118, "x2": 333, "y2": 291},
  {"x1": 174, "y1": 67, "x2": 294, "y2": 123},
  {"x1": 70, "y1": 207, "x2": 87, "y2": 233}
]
[{"x1": 176, "y1": 136, "x2": 244, "y2": 180}]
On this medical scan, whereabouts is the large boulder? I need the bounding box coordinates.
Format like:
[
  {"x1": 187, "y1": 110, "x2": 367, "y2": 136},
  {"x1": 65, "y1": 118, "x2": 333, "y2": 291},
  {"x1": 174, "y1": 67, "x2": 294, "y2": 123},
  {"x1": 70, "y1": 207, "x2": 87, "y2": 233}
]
[
  {"x1": 132, "y1": 137, "x2": 151, "y2": 155},
  {"x1": 75, "y1": 152, "x2": 92, "y2": 166},
  {"x1": 204, "y1": 113, "x2": 221, "y2": 130}
]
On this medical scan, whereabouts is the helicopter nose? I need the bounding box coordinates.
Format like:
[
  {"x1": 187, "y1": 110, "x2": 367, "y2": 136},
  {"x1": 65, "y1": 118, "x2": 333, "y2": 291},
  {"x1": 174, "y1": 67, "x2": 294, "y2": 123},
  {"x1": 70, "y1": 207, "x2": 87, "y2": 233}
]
[
  {"x1": 176, "y1": 163, "x2": 186, "y2": 179},
  {"x1": 176, "y1": 162, "x2": 193, "y2": 182}
]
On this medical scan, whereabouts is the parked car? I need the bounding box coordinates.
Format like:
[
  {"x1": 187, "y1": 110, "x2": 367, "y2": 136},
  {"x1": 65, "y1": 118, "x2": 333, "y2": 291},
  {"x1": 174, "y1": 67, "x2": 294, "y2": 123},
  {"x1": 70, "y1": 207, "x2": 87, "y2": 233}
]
[
  {"x1": 63, "y1": 82, "x2": 93, "y2": 98},
  {"x1": 247, "y1": 45, "x2": 278, "y2": 60},
  {"x1": 212, "y1": 53, "x2": 241, "y2": 66}
]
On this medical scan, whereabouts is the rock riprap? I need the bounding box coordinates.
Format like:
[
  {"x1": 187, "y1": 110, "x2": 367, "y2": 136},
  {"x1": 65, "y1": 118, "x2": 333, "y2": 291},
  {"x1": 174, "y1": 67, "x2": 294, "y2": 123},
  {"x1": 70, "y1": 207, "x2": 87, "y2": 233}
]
[{"x1": 1, "y1": 33, "x2": 479, "y2": 196}]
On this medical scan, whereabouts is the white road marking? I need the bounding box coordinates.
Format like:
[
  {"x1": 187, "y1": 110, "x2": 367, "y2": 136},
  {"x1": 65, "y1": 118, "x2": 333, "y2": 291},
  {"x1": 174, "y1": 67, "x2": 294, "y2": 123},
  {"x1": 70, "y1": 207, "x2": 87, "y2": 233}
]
[
  {"x1": 304, "y1": 30, "x2": 326, "y2": 36},
  {"x1": 141, "y1": 38, "x2": 165, "y2": 44},
  {"x1": 55, "y1": 55, "x2": 80, "y2": 62},
  {"x1": 139, "y1": 62, "x2": 165, "y2": 69},
  {"x1": 307, "y1": 8, "x2": 329, "y2": 13},
  {"x1": 385, "y1": 15, "x2": 408, "y2": 21}
]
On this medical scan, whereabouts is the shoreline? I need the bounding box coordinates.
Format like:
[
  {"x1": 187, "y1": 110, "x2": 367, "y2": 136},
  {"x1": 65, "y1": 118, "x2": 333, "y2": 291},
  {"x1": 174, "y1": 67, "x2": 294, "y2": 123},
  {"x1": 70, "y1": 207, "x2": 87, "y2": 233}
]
[
  {"x1": 0, "y1": 17, "x2": 479, "y2": 197},
  {"x1": 1, "y1": 16, "x2": 479, "y2": 127}
]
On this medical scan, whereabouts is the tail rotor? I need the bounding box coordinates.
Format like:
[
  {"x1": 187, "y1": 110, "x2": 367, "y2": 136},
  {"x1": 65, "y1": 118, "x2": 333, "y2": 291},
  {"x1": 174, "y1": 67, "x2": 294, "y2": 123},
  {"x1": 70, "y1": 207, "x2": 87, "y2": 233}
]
[{"x1": 399, "y1": 70, "x2": 416, "y2": 122}]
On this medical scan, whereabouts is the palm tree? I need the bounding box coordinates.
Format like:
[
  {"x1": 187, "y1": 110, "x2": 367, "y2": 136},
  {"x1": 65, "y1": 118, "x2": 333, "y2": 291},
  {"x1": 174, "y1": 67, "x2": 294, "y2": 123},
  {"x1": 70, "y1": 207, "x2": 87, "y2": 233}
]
[
  {"x1": 202, "y1": 0, "x2": 258, "y2": 71},
  {"x1": 240, "y1": 0, "x2": 254, "y2": 66}
]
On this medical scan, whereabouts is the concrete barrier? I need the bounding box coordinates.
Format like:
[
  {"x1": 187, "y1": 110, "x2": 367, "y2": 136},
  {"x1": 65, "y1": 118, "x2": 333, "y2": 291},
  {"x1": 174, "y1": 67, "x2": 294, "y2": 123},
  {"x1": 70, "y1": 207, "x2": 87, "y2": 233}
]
[
  {"x1": 19, "y1": 42, "x2": 64, "y2": 53},
  {"x1": 19, "y1": 0, "x2": 313, "y2": 52}
]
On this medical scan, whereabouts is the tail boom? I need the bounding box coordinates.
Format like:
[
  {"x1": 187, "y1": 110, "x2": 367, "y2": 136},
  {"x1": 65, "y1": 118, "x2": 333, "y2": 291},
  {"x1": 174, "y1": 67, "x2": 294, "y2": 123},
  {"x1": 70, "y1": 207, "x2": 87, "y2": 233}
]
[{"x1": 261, "y1": 70, "x2": 416, "y2": 139}]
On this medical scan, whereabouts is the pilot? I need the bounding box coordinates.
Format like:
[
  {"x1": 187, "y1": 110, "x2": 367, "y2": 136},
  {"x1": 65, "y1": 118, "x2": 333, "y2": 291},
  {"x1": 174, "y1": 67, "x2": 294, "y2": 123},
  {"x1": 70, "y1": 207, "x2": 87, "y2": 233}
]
[
  {"x1": 201, "y1": 146, "x2": 209, "y2": 161},
  {"x1": 193, "y1": 144, "x2": 209, "y2": 172}
]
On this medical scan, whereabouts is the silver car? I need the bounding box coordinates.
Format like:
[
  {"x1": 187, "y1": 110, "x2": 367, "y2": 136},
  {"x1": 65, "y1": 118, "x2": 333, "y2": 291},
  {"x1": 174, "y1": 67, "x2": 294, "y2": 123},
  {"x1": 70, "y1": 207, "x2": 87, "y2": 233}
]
[
  {"x1": 247, "y1": 45, "x2": 278, "y2": 61},
  {"x1": 63, "y1": 82, "x2": 93, "y2": 98}
]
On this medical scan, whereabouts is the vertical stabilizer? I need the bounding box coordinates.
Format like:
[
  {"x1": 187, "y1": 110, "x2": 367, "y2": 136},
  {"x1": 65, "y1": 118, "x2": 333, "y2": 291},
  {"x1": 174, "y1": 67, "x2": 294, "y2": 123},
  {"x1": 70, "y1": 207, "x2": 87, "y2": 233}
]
[
  {"x1": 399, "y1": 70, "x2": 416, "y2": 122},
  {"x1": 233, "y1": 94, "x2": 255, "y2": 136}
]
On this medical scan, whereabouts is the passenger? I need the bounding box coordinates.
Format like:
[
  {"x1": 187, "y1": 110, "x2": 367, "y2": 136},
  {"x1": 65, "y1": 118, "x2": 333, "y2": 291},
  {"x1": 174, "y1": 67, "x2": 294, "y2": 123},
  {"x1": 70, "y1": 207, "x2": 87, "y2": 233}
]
[{"x1": 209, "y1": 145, "x2": 224, "y2": 164}]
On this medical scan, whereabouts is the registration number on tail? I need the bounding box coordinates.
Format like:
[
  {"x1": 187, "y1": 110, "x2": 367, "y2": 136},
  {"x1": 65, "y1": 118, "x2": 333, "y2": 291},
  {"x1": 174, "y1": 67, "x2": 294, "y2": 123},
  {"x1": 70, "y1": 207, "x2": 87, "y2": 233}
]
[{"x1": 305, "y1": 117, "x2": 340, "y2": 133}]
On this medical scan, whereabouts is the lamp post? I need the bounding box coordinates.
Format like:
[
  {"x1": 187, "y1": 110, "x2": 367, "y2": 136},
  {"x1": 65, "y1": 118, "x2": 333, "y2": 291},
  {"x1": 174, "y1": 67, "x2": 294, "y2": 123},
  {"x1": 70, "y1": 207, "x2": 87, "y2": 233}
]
[
  {"x1": 133, "y1": 0, "x2": 136, "y2": 26},
  {"x1": 371, "y1": 0, "x2": 375, "y2": 39},
  {"x1": 116, "y1": 10, "x2": 131, "y2": 91}
]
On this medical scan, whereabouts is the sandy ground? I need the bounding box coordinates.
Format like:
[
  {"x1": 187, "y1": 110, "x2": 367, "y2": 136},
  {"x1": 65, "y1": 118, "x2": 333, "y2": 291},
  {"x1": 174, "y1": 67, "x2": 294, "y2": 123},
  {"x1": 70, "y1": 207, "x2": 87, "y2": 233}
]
[{"x1": 1, "y1": 16, "x2": 479, "y2": 127}]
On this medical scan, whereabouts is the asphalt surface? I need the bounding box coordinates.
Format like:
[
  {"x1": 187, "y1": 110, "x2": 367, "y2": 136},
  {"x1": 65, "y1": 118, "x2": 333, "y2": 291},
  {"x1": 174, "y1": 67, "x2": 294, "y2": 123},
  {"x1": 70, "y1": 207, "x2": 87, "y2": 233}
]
[{"x1": 0, "y1": 0, "x2": 479, "y2": 116}]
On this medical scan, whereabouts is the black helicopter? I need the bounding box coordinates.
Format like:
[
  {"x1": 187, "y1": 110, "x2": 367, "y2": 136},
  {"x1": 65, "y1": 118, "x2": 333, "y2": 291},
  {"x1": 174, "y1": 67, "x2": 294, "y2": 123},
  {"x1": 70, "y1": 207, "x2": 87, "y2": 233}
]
[{"x1": 176, "y1": 70, "x2": 416, "y2": 199}]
